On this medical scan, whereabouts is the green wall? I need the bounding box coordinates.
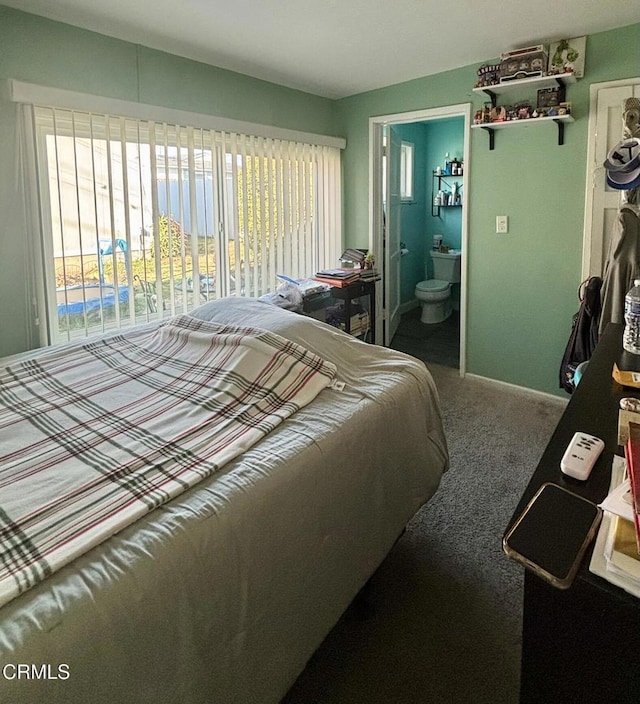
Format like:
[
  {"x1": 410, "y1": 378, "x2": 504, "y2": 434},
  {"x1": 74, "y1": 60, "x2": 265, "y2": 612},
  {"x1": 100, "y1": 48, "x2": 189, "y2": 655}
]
[
  {"x1": 0, "y1": 5, "x2": 338, "y2": 358},
  {"x1": 335, "y1": 23, "x2": 640, "y2": 396},
  {"x1": 0, "y1": 4, "x2": 638, "y2": 397}
]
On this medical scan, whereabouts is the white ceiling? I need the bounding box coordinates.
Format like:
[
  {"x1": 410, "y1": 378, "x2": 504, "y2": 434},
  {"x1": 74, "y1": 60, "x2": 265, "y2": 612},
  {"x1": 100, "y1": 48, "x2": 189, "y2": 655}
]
[{"x1": 4, "y1": 0, "x2": 640, "y2": 99}]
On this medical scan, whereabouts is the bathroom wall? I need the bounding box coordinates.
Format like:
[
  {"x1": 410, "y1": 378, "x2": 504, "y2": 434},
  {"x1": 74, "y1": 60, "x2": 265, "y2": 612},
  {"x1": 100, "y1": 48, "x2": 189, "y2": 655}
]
[
  {"x1": 425, "y1": 117, "x2": 464, "y2": 265},
  {"x1": 425, "y1": 117, "x2": 464, "y2": 311}
]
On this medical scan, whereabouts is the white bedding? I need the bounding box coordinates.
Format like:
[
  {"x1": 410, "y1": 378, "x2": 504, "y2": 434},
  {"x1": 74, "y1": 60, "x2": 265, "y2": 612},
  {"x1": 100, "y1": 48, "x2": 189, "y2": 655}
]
[
  {"x1": 0, "y1": 298, "x2": 448, "y2": 704},
  {"x1": 0, "y1": 314, "x2": 336, "y2": 609}
]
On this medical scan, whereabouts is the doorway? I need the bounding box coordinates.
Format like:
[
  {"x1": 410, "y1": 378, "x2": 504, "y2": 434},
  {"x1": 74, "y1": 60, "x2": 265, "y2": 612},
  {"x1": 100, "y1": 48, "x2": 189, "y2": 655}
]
[
  {"x1": 369, "y1": 103, "x2": 471, "y2": 374},
  {"x1": 581, "y1": 77, "x2": 640, "y2": 279}
]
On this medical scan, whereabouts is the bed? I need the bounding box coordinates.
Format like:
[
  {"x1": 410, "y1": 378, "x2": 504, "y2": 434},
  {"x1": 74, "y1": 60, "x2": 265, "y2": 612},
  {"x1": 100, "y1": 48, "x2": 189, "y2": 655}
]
[{"x1": 0, "y1": 297, "x2": 448, "y2": 704}]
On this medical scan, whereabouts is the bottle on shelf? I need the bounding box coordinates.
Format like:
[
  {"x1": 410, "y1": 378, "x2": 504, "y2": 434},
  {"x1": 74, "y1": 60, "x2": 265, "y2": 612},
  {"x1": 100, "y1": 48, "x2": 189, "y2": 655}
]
[
  {"x1": 623, "y1": 279, "x2": 640, "y2": 354},
  {"x1": 444, "y1": 152, "x2": 450, "y2": 174}
]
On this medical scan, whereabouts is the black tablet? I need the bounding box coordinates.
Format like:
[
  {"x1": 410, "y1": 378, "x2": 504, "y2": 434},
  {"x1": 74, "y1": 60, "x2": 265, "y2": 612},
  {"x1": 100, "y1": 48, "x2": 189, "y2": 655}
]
[{"x1": 503, "y1": 482, "x2": 602, "y2": 589}]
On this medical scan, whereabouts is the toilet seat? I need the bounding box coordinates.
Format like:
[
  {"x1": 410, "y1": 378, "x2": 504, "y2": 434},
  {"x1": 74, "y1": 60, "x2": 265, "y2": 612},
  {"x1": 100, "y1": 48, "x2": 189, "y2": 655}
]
[{"x1": 415, "y1": 279, "x2": 449, "y2": 293}]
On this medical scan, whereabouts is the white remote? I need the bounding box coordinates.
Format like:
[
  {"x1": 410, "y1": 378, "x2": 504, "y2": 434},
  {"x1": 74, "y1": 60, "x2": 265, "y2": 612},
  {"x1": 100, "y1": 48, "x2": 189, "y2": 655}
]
[{"x1": 560, "y1": 432, "x2": 604, "y2": 481}]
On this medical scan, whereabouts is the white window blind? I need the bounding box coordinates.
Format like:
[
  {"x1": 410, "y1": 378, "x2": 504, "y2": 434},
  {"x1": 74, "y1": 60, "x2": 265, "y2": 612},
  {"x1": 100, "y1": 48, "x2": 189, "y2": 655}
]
[{"x1": 26, "y1": 103, "x2": 342, "y2": 344}]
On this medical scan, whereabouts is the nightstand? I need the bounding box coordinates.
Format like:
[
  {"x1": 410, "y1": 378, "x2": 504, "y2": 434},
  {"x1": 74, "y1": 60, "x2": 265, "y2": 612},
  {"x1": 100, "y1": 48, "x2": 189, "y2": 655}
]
[{"x1": 302, "y1": 278, "x2": 377, "y2": 342}]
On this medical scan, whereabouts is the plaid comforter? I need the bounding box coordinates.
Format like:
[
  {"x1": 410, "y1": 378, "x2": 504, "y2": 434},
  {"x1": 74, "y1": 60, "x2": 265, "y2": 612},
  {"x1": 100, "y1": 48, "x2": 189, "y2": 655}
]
[{"x1": 0, "y1": 315, "x2": 336, "y2": 608}]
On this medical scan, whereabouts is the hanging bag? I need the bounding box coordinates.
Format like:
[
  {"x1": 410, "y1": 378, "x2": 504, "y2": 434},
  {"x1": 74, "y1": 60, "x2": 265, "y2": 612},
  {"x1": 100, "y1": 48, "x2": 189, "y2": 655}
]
[{"x1": 559, "y1": 276, "x2": 602, "y2": 393}]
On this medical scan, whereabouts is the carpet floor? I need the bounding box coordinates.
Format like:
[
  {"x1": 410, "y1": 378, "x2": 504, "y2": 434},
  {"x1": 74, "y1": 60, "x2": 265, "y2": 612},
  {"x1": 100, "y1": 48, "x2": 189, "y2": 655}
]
[{"x1": 282, "y1": 359, "x2": 566, "y2": 704}]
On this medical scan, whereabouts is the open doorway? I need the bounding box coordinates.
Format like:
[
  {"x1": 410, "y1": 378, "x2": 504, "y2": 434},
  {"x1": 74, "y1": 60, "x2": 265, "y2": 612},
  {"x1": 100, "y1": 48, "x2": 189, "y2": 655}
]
[{"x1": 369, "y1": 103, "x2": 471, "y2": 374}]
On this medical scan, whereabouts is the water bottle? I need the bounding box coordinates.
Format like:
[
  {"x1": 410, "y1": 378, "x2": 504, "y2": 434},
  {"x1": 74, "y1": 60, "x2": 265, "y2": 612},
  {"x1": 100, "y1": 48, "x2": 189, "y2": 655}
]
[{"x1": 623, "y1": 279, "x2": 640, "y2": 354}]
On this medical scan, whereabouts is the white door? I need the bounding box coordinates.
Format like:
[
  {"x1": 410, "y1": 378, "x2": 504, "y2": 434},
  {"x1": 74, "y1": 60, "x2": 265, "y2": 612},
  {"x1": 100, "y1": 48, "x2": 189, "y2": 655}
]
[
  {"x1": 582, "y1": 79, "x2": 640, "y2": 279},
  {"x1": 384, "y1": 126, "x2": 402, "y2": 344}
]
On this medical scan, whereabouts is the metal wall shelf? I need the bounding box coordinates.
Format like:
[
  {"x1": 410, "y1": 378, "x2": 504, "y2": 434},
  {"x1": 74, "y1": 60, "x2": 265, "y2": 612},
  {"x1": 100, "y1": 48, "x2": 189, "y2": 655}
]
[{"x1": 432, "y1": 171, "x2": 463, "y2": 217}]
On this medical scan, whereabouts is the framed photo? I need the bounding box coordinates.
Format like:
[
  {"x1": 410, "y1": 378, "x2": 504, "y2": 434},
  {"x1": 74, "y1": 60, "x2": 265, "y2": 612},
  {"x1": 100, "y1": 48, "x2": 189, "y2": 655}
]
[
  {"x1": 548, "y1": 36, "x2": 586, "y2": 78},
  {"x1": 537, "y1": 87, "x2": 565, "y2": 110}
]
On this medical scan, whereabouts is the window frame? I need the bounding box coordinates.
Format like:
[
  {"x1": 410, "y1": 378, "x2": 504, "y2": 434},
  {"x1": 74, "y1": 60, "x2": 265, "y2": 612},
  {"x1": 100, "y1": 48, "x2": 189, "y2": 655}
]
[
  {"x1": 400, "y1": 140, "x2": 414, "y2": 202},
  {"x1": 12, "y1": 81, "x2": 344, "y2": 346}
]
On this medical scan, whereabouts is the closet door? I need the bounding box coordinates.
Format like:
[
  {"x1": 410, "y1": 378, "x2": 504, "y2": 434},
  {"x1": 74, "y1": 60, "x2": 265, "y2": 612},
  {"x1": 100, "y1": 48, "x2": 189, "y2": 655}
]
[{"x1": 582, "y1": 79, "x2": 640, "y2": 279}]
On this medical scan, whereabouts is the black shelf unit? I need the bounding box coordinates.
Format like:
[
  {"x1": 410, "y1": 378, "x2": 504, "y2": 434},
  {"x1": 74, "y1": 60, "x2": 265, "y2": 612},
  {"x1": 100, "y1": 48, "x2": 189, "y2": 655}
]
[{"x1": 431, "y1": 171, "x2": 463, "y2": 217}]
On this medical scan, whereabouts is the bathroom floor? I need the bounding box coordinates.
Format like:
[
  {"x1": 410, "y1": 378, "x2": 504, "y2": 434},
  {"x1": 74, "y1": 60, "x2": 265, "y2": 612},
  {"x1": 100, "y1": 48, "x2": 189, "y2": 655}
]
[{"x1": 390, "y1": 307, "x2": 460, "y2": 369}]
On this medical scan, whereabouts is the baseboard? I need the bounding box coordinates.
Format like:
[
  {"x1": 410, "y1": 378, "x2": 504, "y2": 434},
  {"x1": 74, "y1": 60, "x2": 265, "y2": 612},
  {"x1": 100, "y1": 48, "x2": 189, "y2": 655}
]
[
  {"x1": 399, "y1": 300, "x2": 419, "y2": 316},
  {"x1": 465, "y1": 373, "x2": 569, "y2": 406}
]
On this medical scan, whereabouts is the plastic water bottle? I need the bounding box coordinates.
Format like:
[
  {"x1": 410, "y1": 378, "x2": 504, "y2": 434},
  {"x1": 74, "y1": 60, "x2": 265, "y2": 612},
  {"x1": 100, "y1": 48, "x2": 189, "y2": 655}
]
[{"x1": 623, "y1": 279, "x2": 640, "y2": 354}]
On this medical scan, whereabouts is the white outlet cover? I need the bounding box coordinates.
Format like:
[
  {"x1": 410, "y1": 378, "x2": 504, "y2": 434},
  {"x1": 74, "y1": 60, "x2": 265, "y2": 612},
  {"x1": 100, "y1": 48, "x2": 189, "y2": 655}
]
[{"x1": 496, "y1": 216, "x2": 508, "y2": 234}]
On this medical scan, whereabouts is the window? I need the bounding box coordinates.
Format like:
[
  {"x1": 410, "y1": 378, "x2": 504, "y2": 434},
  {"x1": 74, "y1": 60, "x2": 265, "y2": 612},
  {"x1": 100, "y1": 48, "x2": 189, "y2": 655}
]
[
  {"x1": 400, "y1": 141, "x2": 414, "y2": 201},
  {"x1": 21, "y1": 98, "x2": 342, "y2": 344}
]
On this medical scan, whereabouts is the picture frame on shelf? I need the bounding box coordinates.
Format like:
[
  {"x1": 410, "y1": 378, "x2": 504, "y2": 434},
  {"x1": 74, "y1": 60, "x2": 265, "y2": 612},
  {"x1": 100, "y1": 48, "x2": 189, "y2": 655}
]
[{"x1": 537, "y1": 86, "x2": 565, "y2": 110}]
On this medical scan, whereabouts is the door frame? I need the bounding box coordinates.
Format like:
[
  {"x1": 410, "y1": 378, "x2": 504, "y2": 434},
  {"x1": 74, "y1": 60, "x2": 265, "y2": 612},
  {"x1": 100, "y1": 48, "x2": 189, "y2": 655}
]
[
  {"x1": 385, "y1": 125, "x2": 403, "y2": 345},
  {"x1": 368, "y1": 103, "x2": 472, "y2": 374},
  {"x1": 581, "y1": 76, "x2": 640, "y2": 280}
]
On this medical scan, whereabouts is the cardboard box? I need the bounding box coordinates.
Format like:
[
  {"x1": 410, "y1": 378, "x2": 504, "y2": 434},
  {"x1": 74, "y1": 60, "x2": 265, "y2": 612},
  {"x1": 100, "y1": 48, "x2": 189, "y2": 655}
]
[{"x1": 499, "y1": 45, "x2": 548, "y2": 83}]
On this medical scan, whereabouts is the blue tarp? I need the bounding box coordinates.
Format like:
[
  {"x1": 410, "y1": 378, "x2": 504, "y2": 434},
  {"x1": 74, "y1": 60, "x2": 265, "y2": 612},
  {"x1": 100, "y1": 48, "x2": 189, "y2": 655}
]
[{"x1": 56, "y1": 284, "x2": 129, "y2": 316}]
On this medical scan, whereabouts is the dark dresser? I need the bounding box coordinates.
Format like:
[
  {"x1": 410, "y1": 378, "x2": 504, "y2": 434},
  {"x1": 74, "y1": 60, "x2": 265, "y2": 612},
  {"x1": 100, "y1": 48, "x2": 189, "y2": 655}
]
[{"x1": 505, "y1": 323, "x2": 640, "y2": 703}]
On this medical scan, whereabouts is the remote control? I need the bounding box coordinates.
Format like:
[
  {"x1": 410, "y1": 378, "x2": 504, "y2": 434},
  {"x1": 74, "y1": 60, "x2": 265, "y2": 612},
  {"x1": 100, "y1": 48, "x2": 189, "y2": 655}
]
[{"x1": 560, "y1": 432, "x2": 604, "y2": 481}]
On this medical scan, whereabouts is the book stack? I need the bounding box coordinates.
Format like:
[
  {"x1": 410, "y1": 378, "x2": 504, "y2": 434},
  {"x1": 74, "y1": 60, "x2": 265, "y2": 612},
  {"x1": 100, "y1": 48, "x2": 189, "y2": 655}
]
[
  {"x1": 589, "y1": 423, "x2": 640, "y2": 596},
  {"x1": 313, "y1": 268, "x2": 361, "y2": 288},
  {"x1": 359, "y1": 268, "x2": 379, "y2": 282},
  {"x1": 347, "y1": 311, "x2": 370, "y2": 337}
]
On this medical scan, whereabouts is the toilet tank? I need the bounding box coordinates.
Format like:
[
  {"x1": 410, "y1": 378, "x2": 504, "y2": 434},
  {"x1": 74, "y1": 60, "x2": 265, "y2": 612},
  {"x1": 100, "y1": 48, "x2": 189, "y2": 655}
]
[{"x1": 430, "y1": 250, "x2": 461, "y2": 283}]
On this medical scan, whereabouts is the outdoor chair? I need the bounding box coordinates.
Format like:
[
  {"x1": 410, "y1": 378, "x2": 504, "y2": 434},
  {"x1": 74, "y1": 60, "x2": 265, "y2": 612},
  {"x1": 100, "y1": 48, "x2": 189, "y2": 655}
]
[{"x1": 134, "y1": 275, "x2": 159, "y2": 312}]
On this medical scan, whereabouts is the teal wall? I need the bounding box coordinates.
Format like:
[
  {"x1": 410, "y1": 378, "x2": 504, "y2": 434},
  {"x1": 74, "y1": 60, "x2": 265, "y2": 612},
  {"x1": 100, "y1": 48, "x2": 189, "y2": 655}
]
[
  {"x1": 425, "y1": 118, "x2": 464, "y2": 312},
  {"x1": 0, "y1": 5, "x2": 337, "y2": 358},
  {"x1": 425, "y1": 118, "x2": 464, "y2": 256},
  {"x1": 0, "y1": 5, "x2": 638, "y2": 397},
  {"x1": 336, "y1": 23, "x2": 640, "y2": 396}
]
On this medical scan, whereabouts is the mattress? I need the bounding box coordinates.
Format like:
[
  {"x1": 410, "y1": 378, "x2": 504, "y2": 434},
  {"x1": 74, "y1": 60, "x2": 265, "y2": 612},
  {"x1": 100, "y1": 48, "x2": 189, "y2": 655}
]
[{"x1": 0, "y1": 298, "x2": 448, "y2": 704}]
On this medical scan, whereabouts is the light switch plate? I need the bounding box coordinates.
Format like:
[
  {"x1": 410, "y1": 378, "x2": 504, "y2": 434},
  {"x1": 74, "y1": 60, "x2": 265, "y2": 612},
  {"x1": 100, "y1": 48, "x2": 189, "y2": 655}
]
[{"x1": 496, "y1": 215, "x2": 508, "y2": 234}]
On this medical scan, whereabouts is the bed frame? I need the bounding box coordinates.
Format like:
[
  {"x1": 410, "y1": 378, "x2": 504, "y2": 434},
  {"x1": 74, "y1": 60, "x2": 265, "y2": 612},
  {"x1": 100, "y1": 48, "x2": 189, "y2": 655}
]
[{"x1": 0, "y1": 298, "x2": 448, "y2": 704}]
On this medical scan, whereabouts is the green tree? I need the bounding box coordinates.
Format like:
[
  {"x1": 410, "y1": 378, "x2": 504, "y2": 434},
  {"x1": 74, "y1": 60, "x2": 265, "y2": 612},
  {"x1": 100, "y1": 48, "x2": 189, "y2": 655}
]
[{"x1": 152, "y1": 214, "x2": 190, "y2": 258}]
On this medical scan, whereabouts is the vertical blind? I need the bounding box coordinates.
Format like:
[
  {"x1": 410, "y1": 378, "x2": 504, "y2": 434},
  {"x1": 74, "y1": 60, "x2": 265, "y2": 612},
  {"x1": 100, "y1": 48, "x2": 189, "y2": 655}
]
[{"x1": 29, "y1": 105, "x2": 342, "y2": 343}]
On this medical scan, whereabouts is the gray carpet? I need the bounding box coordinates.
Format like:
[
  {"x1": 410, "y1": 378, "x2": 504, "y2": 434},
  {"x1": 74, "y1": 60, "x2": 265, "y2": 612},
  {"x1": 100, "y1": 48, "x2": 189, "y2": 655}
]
[{"x1": 282, "y1": 361, "x2": 566, "y2": 704}]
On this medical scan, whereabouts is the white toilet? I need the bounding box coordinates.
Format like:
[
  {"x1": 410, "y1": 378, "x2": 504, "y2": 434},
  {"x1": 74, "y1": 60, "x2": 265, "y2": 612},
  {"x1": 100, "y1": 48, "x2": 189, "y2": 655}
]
[{"x1": 414, "y1": 250, "x2": 461, "y2": 324}]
